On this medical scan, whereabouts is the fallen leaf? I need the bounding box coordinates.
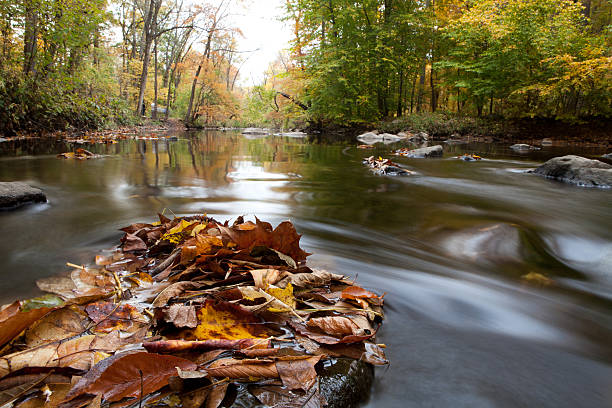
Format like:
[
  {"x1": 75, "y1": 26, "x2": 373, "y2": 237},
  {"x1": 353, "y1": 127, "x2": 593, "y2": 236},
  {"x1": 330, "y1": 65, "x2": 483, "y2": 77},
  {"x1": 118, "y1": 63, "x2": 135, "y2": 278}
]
[
  {"x1": 120, "y1": 233, "x2": 147, "y2": 252},
  {"x1": 152, "y1": 282, "x2": 202, "y2": 308},
  {"x1": 521, "y1": 272, "x2": 554, "y2": 286},
  {"x1": 163, "y1": 304, "x2": 198, "y2": 328},
  {"x1": 307, "y1": 316, "x2": 361, "y2": 336},
  {"x1": 0, "y1": 296, "x2": 63, "y2": 348},
  {"x1": 275, "y1": 355, "x2": 322, "y2": 391},
  {"x1": 277, "y1": 269, "x2": 346, "y2": 288},
  {"x1": 25, "y1": 306, "x2": 89, "y2": 347},
  {"x1": 143, "y1": 338, "x2": 270, "y2": 354},
  {"x1": 205, "y1": 382, "x2": 228, "y2": 408},
  {"x1": 193, "y1": 300, "x2": 269, "y2": 340},
  {"x1": 288, "y1": 321, "x2": 373, "y2": 345},
  {"x1": 205, "y1": 358, "x2": 278, "y2": 379},
  {"x1": 85, "y1": 302, "x2": 147, "y2": 333},
  {"x1": 251, "y1": 381, "x2": 323, "y2": 408},
  {"x1": 64, "y1": 352, "x2": 197, "y2": 403},
  {"x1": 0, "y1": 334, "x2": 121, "y2": 378},
  {"x1": 218, "y1": 219, "x2": 310, "y2": 262}
]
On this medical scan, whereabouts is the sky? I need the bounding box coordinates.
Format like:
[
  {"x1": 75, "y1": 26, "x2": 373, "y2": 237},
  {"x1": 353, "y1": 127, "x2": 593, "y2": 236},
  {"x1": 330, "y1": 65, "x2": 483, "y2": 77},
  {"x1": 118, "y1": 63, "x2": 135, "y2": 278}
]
[{"x1": 230, "y1": 0, "x2": 293, "y2": 86}]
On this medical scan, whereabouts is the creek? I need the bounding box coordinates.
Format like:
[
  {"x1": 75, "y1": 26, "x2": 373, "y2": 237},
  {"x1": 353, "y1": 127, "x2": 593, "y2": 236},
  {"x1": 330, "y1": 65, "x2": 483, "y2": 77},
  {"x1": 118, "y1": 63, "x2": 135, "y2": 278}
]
[{"x1": 0, "y1": 130, "x2": 610, "y2": 407}]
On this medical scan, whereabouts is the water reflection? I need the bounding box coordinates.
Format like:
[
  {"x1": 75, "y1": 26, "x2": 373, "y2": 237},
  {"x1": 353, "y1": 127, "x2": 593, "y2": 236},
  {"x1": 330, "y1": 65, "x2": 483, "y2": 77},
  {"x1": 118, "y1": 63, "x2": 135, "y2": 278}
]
[{"x1": 0, "y1": 131, "x2": 611, "y2": 407}]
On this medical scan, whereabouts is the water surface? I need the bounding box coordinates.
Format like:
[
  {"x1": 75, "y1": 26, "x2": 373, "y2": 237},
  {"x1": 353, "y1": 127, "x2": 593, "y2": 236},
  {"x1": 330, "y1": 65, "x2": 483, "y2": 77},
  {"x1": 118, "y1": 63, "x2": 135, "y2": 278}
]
[{"x1": 0, "y1": 131, "x2": 611, "y2": 407}]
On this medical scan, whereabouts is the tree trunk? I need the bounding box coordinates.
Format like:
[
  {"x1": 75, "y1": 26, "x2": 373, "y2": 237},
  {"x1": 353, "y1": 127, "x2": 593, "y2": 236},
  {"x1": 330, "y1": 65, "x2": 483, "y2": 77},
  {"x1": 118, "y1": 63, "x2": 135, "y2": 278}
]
[
  {"x1": 23, "y1": 0, "x2": 39, "y2": 75},
  {"x1": 136, "y1": 0, "x2": 161, "y2": 115},
  {"x1": 152, "y1": 32, "x2": 158, "y2": 120}
]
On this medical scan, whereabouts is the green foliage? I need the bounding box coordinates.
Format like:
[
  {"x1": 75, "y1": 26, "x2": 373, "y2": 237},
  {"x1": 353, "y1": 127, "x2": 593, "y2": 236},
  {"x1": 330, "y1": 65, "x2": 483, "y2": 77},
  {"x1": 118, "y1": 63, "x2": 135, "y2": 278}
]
[{"x1": 284, "y1": 0, "x2": 612, "y2": 124}]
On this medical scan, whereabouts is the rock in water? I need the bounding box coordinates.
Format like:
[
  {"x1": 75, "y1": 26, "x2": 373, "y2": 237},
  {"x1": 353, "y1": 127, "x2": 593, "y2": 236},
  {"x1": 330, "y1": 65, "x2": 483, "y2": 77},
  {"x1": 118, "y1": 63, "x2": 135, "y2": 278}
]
[
  {"x1": 510, "y1": 143, "x2": 540, "y2": 151},
  {"x1": 532, "y1": 155, "x2": 612, "y2": 188},
  {"x1": 396, "y1": 145, "x2": 443, "y2": 158},
  {"x1": 602, "y1": 153, "x2": 612, "y2": 160},
  {"x1": 0, "y1": 182, "x2": 47, "y2": 209}
]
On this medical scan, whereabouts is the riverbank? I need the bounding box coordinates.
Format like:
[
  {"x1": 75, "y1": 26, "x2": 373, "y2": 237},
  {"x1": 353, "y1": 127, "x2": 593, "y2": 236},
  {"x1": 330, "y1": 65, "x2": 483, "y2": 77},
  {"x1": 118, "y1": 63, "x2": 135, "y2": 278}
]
[{"x1": 305, "y1": 114, "x2": 612, "y2": 146}]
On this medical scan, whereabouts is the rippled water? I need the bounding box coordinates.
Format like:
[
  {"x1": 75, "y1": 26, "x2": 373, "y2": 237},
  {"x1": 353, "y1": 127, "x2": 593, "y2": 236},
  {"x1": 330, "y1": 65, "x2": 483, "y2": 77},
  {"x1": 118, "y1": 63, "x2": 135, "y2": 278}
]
[{"x1": 0, "y1": 131, "x2": 611, "y2": 407}]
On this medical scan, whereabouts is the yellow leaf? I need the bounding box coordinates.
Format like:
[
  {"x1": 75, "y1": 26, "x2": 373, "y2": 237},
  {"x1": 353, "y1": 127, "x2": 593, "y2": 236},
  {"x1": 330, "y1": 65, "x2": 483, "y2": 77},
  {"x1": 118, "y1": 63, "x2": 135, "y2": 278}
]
[{"x1": 266, "y1": 283, "x2": 296, "y2": 312}]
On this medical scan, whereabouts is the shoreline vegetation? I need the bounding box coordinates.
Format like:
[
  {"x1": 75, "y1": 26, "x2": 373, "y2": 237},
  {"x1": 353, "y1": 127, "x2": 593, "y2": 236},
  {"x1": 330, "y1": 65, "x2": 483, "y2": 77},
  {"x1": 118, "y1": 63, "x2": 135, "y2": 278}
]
[{"x1": 1, "y1": 1, "x2": 610, "y2": 141}]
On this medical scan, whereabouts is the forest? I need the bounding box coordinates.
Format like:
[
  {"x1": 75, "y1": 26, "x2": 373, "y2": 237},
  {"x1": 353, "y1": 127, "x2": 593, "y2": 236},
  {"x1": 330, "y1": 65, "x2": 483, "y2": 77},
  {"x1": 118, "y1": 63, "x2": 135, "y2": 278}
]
[{"x1": 0, "y1": 0, "x2": 611, "y2": 135}]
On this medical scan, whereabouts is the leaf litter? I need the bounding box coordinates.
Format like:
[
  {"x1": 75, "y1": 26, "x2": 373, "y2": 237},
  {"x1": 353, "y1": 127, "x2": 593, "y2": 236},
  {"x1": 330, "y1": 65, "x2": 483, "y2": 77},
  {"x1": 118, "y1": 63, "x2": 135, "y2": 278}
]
[{"x1": 0, "y1": 213, "x2": 388, "y2": 407}]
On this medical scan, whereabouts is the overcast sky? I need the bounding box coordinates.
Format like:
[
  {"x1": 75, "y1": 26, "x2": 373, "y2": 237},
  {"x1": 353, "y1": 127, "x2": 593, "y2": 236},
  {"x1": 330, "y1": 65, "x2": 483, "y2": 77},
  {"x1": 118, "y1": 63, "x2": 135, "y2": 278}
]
[{"x1": 231, "y1": 0, "x2": 292, "y2": 86}]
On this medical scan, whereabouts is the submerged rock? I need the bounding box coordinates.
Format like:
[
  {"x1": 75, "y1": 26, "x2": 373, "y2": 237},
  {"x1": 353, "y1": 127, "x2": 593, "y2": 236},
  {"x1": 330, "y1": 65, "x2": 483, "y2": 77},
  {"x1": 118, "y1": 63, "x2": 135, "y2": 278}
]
[
  {"x1": 396, "y1": 145, "x2": 443, "y2": 158},
  {"x1": 232, "y1": 358, "x2": 374, "y2": 408},
  {"x1": 602, "y1": 153, "x2": 612, "y2": 160},
  {"x1": 531, "y1": 155, "x2": 612, "y2": 188},
  {"x1": 0, "y1": 182, "x2": 46, "y2": 210},
  {"x1": 319, "y1": 358, "x2": 374, "y2": 408}
]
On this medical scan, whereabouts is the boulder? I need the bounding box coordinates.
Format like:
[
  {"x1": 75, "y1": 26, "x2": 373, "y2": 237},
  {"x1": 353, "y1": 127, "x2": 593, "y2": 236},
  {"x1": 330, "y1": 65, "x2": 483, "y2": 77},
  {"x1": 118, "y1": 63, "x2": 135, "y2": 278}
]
[
  {"x1": 241, "y1": 127, "x2": 272, "y2": 135},
  {"x1": 274, "y1": 131, "x2": 307, "y2": 137},
  {"x1": 396, "y1": 145, "x2": 443, "y2": 158},
  {"x1": 531, "y1": 155, "x2": 612, "y2": 188},
  {"x1": 231, "y1": 358, "x2": 374, "y2": 408},
  {"x1": 356, "y1": 132, "x2": 405, "y2": 145},
  {"x1": 0, "y1": 182, "x2": 46, "y2": 209},
  {"x1": 510, "y1": 143, "x2": 540, "y2": 151},
  {"x1": 541, "y1": 138, "x2": 553, "y2": 146},
  {"x1": 601, "y1": 153, "x2": 612, "y2": 160}
]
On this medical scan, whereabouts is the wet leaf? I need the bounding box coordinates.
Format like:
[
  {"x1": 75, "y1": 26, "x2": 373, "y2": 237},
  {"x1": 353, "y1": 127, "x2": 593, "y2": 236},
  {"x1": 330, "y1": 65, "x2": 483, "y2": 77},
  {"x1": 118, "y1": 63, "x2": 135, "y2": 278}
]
[
  {"x1": 521, "y1": 272, "x2": 554, "y2": 286},
  {"x1": 251, "y1": 381, "x2": 323, "y2": 408},
  {"x1": 193, "y1": 300, "x2": 269, "y2": 340},
  {"x1": 64, "y1": 352, "x2": 197, "y2": 403},
  {"x1": 306, "y1": 316, "x2": 361, "y2": 336},
  {"x1": 341, "y1": 286, "x2": 379, "y2": 300},
  {"x1": 85, "y1": 302, "x2": 148, "y2": 333}
]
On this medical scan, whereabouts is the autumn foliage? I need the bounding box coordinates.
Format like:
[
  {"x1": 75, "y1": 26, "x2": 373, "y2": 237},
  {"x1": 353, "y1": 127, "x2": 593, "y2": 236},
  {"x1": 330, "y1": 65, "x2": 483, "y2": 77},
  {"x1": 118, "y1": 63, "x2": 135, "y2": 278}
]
[{"x1": 0, "y1": 213, "x2": 387, "y2": 407}]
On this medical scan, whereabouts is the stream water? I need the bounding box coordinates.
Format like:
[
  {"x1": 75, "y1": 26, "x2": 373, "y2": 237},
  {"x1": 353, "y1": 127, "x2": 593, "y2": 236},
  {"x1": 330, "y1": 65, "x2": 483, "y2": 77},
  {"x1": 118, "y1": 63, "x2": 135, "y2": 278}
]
[{"x1": 0, "y1": 130, "x2": 611, "y2": 407}]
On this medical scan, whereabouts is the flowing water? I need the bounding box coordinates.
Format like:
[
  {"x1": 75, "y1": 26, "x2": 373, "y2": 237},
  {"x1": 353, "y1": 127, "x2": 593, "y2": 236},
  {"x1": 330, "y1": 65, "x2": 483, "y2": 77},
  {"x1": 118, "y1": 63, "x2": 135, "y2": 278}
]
[{"x1": 0, "y1": 131, "x2": 611, "y2": 407}]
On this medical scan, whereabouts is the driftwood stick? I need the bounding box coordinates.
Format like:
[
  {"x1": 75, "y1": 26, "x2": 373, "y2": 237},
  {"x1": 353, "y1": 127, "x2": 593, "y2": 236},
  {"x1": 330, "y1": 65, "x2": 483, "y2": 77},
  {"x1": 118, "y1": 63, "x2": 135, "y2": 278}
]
[{"x1": 151, "y1": 248, "x2": 181, "y2": 276}]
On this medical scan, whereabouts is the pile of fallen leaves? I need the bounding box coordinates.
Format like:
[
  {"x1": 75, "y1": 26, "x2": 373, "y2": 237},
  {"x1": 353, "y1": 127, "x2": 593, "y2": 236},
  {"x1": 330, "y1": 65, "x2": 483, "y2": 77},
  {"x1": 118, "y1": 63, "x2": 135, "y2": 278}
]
[
  {"x1": 458, "y1": 154, "x2": 482, "y2": 162},
  {"x1": 0, "y1": 214, "x2": 387, "y2": 408},
  {"x1": 363, "y1": 156, "x2": 413, "y2": 176},
  {"x1": 57, "y1": 148, "x2": 100, "y2": 160}
]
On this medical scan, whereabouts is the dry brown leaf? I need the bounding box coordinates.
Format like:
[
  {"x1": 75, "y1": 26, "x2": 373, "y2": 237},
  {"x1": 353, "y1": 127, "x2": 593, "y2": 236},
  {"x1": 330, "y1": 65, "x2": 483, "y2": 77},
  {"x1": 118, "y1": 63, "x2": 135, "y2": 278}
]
[
  {"x1": 251, "y1": 381, "x2": 323, "y2": 408},
  {"x1": 205, "y1": 358, "x2": 278, "y2": 379},
  {"x1": 120, "y1": 233, "x2": 147, "y2": 252},
  {"x1": 0, "y1": 301, "x2": 57, "y2": 348},
  {"x1": 143, "y1": 338, "x2": 271, "y2": 354},
  {"x1": 288, "y1": 321, "x2": 373, "y2": 345},
  {"x1": 163, "y1": 304, "x2": 198, "y2": 328},
  {"x1": 152, "y1": 281, "x2": 202, "y2": 308},
  {"x1": 277, "y1": 269, "x2": 346, "y2": 288},
  {"x1": 64, "y1": 352, "x2": 197, "y2": 403},
  {"x1": 25, "y1": 306, "x2": 89, "y2": 348},
  {"x1": 0, "y1": 334, "x2": 119, "y2": 378},
  {"x1": 275, "y1": 355, "x2": 322, "y2": 391},
  {"x1": 250, "y1": 269, "x2": 287, "y2": 289},
  {"x1": 307, "y1": 316, "x2": 360, "y2": 336},
  {"x1": 217, "y1": 218, "x2": 310, "y2": 262},
  {"x1": 205, "y1": 382, "x2": 229, "y2": 408}
]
